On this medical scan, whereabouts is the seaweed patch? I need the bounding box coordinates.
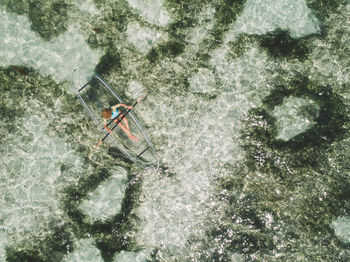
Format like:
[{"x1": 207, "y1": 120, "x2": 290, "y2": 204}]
[
  {"x1": 95, "y1": 49, "x2": 122, "y2": 76},
  {"x1": 61, "y1": 163, "x2": 143, "y2": 256},
  {"x1": 243, "y1": 76, "x2": 348, "y2": 170},
  {"x1": 258, "y1": 29, "x2": 311, "y2": 61},
  {"x1": 5, "y1": 224, "x2": 73, "y2": 262},
  {"x1": 211, "y1": 0, "x2": 247, "y2": 44}
]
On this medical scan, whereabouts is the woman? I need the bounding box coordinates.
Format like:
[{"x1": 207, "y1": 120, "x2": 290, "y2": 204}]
[{"x1": 102, "y1": 103, "x2": 138, "y2": 141}]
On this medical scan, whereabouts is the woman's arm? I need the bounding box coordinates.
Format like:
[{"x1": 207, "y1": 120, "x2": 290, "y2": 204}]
[
  {"x1": 110, "y1": 104, "x2": 120, "y2": 111},
  {"x1": 111, "y1": 104, "x2": 133, "y2": 110},
  {"x1": 103, "y1": 118, "x2": 112, "y2": 132}
]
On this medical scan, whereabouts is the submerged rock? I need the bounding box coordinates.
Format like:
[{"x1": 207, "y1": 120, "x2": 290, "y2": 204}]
[
  {"x1": 127, "y1": 0, "x2": 170, "y2": 27},
  {"x1": 112, "y1": 250, "x2": 150, "y2": 262},
  {"x1": 272, "y1": 96, "x2": 320, "y2": 141},
  {"x1": 78, "y1": 166, "x2": 128, "y2": 223},
  {"x1": 330, "y1": 216, "x2": 350, "y2": 244},
  {"x1": 64, "y1": 238, "x2": 103, "y2": 262},
  {"x1": 227, "y1": 0, "x2": 320, "y2": 40},
  {"x1": 126, "y1": 22, "x2": 163, "y2": 54},
  {"x1": 189, "y1": 68, "x2": 216, "y2": 95}
]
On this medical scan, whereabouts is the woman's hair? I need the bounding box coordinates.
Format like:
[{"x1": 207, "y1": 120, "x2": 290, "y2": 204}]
[{"x1": 102, "y1": 108, "x2": 112, "y2": 119}]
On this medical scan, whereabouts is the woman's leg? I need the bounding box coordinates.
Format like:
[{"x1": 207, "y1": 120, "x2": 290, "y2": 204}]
[
  {"x1": 114, "y1": 117, "x2": 138, "y2": 141},
  {"x1": 122, "y1": 117, "x2": 130, "y2": 131}
]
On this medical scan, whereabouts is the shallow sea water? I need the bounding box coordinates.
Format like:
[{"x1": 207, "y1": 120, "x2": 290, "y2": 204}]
[{"x1": 0, "y1": 0, "x2": 349, "y2": 261}]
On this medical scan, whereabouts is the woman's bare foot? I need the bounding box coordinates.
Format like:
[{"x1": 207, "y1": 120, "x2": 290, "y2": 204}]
[{"x1": 129, "y1": 134, "x2": 138, "y2": 141}]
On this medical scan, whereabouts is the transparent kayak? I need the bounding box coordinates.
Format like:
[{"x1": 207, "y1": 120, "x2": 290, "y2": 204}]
[{"x1": 72, "y1": 69, "x2": 158, "y2": 167}]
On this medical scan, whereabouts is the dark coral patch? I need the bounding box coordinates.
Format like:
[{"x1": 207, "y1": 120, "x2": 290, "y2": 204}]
[
  {"x1": 244, "y1": 77, "x2": 348, "y2": 151},
  {"x1": 28, "y1": 0, "x2": 69, "y2": 41},
  {"x1": 212, "y1": 0, "x2": 247, "y2": 42},
  {"x1": 95, "y1": 49, "x2": 122, "y2": 76},
  {"x1": 258, "y1": 30, "x2": 311, "y2": 61},
  {"x1": 61, "y1": 164, "x2": 142, "y2": 256},
  {"x1": 241, "y1": 75, "x2": 348, "y2": 178}
]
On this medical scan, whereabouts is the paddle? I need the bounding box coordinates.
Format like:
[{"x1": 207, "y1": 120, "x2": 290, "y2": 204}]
[{"x1": 89, "y1": 92, "x2": 147, "y2": 157}]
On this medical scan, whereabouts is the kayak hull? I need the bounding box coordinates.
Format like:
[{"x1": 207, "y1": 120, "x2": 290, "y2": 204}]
[{"x1": 72, "y1": 70, "x2": 158, "y2": 167}]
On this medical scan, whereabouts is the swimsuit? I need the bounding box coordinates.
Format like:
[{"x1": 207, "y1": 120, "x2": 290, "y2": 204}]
[{"x1": 111, "y1": 108, "x2": 120, "y2": 119}]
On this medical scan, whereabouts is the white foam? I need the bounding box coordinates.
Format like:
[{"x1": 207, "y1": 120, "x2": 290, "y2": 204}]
[
  {"x1": 227, "y1": 0, "x2": 320, "y2": 40},
  {"x1": 126, "y1": 22, "x2": 163, "y2": 54},
  {"x1": 136, "y1": 169, "x2": 211, "y2": 249},
  {"x1": 0, "y1": 7, "x2": 103, "y2": 84},
  {"x1": 186, "y1": 6, "x2": 215, "y2": 44},
  {"x1": 231, "y1": 253, "x2": 245, "y2": 262},
  {"x1": 78, "y1": 166, "x2": 128, "y2": 223},
  {"x1": 112, "y1": 250, "x2": 151, "y2": 262},
  {"x1": 210, "y1": 45, "x2": 271, "y2": 101},
  {"x1": 330, "y1": 216, "x2": 350, "y2": 244},
  {"x1": 126, "y1": 80, "x2": 145, "y2": 100},
  {"x1": 189, "y1": 68, "x2": 216, "y2": 94},
  {"x1": 272, "y1": 96, "x2": 320, "y2": 141},
  {"x1": 127, "y1": 0, "x2": 170, "y2": 26},
  {"x1": 74, "y1": 0, "x2": 101, "y2": 16},
  {"x1": 64, "y1": 238, "x2": 104, "y2": 262}
]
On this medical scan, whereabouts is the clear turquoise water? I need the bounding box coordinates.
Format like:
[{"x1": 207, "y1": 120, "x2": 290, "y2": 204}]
[{"x1": 0, "y1": 0, "x2": 349, "y2": 261}]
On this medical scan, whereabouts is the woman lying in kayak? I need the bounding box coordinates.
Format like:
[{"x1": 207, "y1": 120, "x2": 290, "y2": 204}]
[{"x1": 102, "y1": 104, "x2": 138, "y2": 141}]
